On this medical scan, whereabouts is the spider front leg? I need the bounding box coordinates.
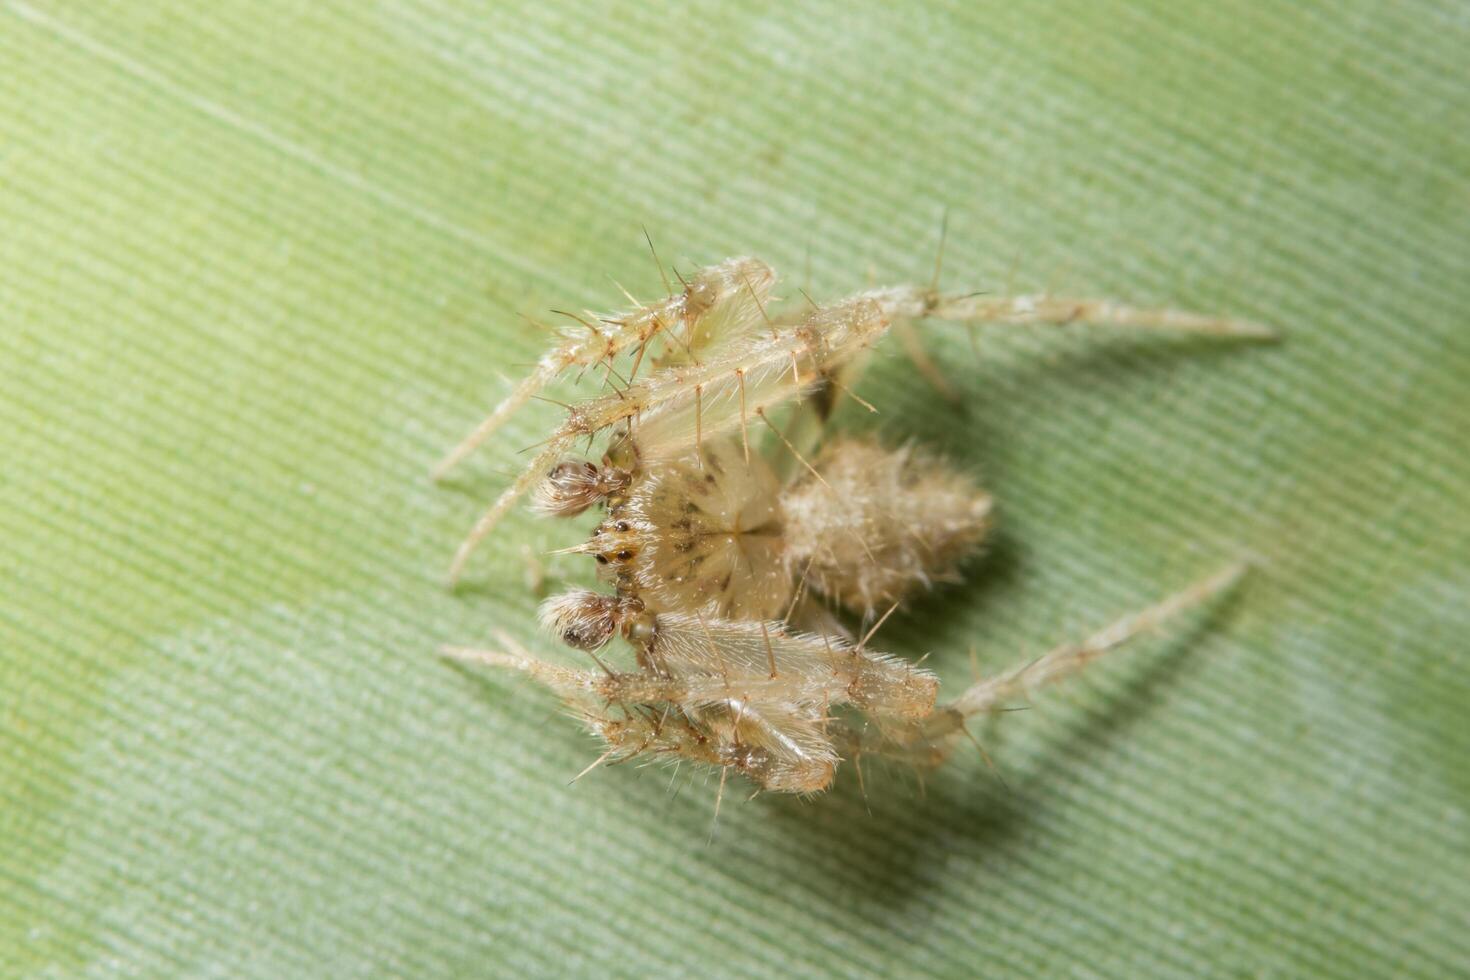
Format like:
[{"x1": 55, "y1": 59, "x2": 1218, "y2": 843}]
[
  {"x1": 844, "y1": 561, "x2": 1249, "y2": 770},
  {"x1": 445, "y1": 296, "x2": 890, "y2": 583},
  {"x1": 946, "y1": 560, "x2": 1248, "y2": 717},
  {"x1": 860, "y1": 284, "x2": 1275, "y2": 399},
  {"x1": 870, "y1": 286, "x2": 1276, "y2": 339},
  {"x1": 440, "y1": 628, "x2": 844, "y2": 794},
  {"x1": 431, "y1": 257, "x2": 776, "y2": 481}
]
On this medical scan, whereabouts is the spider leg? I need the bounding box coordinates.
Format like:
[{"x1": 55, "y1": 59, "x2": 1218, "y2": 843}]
[
  {"x1": 447, "y1": 441, "x2": 570, "y2": 584},
  {"x1": 947, "y1": 560, "x2": 1249, "y2": 718},
  {"x1": 835, "y1": 561, "x2": 1249, "y2": 772},
  {"x1": 431, "y1": 357, "x2": 567, "y2": 480},
  {"x1": 857, "y1": 284, "x2": 1273, "y2": 404},
  {"x1": 872, "y1": 285, "x2": 1275, "y2": 339},
  {"x1": 433, "y1": 257, "x2": 776, "y2": 481},
  {"x1": 893, "y1": 316, "x2": 960, "y2": 402}
]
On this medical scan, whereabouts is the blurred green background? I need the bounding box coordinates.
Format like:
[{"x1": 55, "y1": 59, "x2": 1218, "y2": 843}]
[{"x1": 3, "y1": 1, "x2": 1467, "y2": 976}]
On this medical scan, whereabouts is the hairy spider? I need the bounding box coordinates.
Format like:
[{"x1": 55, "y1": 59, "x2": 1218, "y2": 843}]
[{"x1": 438, "y1": 246, "x2": 1266, "y2": 798}]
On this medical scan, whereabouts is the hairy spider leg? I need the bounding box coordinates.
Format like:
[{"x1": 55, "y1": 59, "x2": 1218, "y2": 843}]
[
  {"x1": 851, "y1": 561, "x2": 1250, "y2": 769},
  {"x1": 446, "y1": 297, "x2": 890, "y2": 582},
  {"x1": 867, "y1": 286, "x2": 1276, "y2": 339},
  {"x1": 431, "y1": 257, "x2": 776, "y2": 480}
]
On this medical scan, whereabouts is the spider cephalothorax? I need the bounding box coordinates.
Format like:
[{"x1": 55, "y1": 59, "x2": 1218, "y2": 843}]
[{"x1": 438, "y1": 250, "x2": 1266, "y2": 796}]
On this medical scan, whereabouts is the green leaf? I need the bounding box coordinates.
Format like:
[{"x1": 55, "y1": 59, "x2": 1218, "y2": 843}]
[{"x1": 3, "y1": 1, "x2": 1467, "y2": 976}]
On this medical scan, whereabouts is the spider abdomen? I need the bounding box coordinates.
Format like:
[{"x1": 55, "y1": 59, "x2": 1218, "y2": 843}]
[{"x1": 781, "y1": 438, "x2": 994, "y2": 617}]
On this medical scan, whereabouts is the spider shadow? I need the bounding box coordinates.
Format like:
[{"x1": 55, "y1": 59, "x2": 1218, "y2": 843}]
[
  {"x1": 755, "y1": 597, "x2": 1242, "y2": 917},
  {"x1": 874, "y1": 330, "x2": 1267, "y2": 458},
  {"x1": 741, "y1": 331, "x2": 1266, "y2": 912},
  {"x1": 436, "y1": 328, "x2": 1267, "y2": 910}
]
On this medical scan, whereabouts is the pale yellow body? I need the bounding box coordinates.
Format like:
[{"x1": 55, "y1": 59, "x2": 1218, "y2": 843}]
[{"x1": 439, "y1": 255, "x2": 1264, "y2": 795}]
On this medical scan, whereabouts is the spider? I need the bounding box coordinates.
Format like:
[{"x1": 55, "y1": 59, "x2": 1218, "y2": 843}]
[{"x1": 438, "y1": 247, "x2": 1266, "y2": 798}]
